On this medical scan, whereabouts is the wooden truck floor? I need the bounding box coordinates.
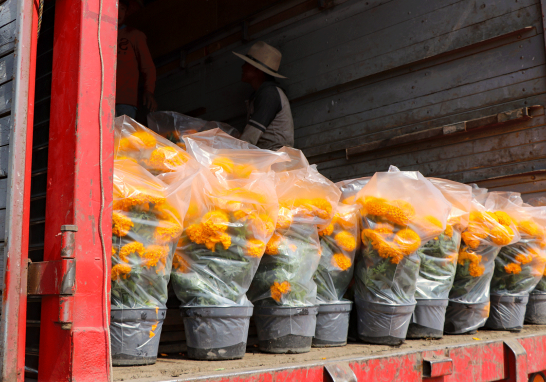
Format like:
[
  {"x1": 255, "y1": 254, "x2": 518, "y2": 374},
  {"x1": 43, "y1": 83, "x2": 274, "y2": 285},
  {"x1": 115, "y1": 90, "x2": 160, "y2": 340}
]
[{"x1": 113, "y1": 325, "x2": 546, "y2": 382}]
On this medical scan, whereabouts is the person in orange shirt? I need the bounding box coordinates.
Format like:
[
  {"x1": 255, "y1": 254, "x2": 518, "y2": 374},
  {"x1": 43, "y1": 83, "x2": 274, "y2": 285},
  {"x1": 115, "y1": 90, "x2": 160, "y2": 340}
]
[{"x1": 116, "y1": 0, "x2": 157, "y2": 118}]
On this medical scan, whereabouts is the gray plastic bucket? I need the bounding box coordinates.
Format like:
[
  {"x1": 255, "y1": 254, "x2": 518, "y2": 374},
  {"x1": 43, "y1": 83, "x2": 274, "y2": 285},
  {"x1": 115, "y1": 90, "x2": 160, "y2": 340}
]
[
  {"x1": 110, "y1": 308, "x2": 167, "y2": 366},
  {"x1": 180, "y1": 305, "x2": 253, "y2": 360},
  {"x1": 355, "y1": 296, "x2": 415, "y2": 346},
  {"x1": 313, "y1": 301, "x2": 352, "y2": 347},
  {"x1": 254, "y1": 305, "x2": 318, "y2": 354},
  {"x1": 444, "y1": 301, "x2": 490, "y2": 334},
  {"x1": 407, "y1": 299, "x2": 448, "y2": 339},
  {"x1": 485, "y1": 295, "x2": 528, "y2": 332},
  {"x1": 525, "y1": 293, "x2": 546, "y2": 325}
]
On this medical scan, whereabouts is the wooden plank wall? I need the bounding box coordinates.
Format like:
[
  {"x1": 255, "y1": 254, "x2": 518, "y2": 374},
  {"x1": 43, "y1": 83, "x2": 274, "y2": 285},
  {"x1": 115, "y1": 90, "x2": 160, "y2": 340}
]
[
  {"x1": 154, "y1": 0, "x2": 546, "y2": 187},
  {"x1": 0, "y1": 0, "x2": 18, "y2": 294}
]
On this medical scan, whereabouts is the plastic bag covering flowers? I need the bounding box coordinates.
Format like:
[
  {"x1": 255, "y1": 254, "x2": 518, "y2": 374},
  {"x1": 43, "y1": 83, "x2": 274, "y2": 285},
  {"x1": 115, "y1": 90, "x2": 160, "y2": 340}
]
[
  {"x1": 314, "y1": 203, "x2": 359, "y2": 302},
  {"x1": 336, "y1": 177, "x2": 371, "y2": 206},
  {"x1": 407, "y1": 178, "x2": 472, "y2": 336},
  {"x1": 114, "y1": 115, "x2": 193, "y2": 175},
  {"x1": 248, "y1": 147, "x2": 342, "y2": 307},
  {"x1": 353, "y1": 166, "x2": 451, "y2": 344},
  {"x1": 167, "y1": 135, "x2": 285, "y2": 307},
  {"x1": 489, "y1": 196, "x2": 546, "y2": 297},
  {"x1": 147, "y1": 111, "x2": 241, "y2": 149},
  {"x1": 445, "y1": 189, "x2": 521, "y2": 334},
  {"x1": 111, "y1": 159, "x2": 193, "y2": 309}
]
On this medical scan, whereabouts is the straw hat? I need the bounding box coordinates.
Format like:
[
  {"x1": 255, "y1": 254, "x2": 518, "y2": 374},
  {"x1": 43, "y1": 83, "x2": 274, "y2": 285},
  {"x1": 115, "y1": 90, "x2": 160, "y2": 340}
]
[{"x1": 233, "y1": 41, "x2": 287, "y2": 79}]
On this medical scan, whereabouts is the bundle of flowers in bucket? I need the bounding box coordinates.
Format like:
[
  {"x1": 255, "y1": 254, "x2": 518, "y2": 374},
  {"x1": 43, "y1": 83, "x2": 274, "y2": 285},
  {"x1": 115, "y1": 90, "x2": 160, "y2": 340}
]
[
  {"x1": 406, "y1": 178, "x2": 472, "y2": 339},
  {"x1": 114, "y1": 115, "x2": 193, "y2": 175},
  {"x1": 110, "y1": 159, "x2": 194, "y2": 366},
  {"x1": 485, "y1": 194, "x2": 546, "y2": 331},
  {"x1": 354, "y1": 166, "x2": 451, "y2": 345},
  {"x1": 312, "y1": 203, "x2": 359, "y2": 347},
  {"x1": 248, "y1": 147, "x2": 341, "y2": 354},
  {"x1": 168, "y1": 130, "x2": 287, "y2": 360},
  {"x1": 444, "y1": 190, "x2": 521, "y2": 334},
  {"x1": 525, "y1": 197, "x2": 546, "y2": 325},
  {"x1": 147, "y1": 111, "x2": 240, "y2": 148}
]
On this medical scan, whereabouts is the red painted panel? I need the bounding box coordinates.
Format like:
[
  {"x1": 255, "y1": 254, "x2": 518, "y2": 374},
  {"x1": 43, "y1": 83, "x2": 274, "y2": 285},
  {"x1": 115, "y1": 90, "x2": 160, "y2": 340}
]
[
  {"x1": 520, "y1": 335, "x2": 546, "y2": 374},
  {"x1": 38, "y1": 0, "x2": 116, "y2": 379}
]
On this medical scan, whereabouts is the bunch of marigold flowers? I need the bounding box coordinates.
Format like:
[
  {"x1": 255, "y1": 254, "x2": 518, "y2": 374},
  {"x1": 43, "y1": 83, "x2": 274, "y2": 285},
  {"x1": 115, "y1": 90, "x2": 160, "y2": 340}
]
[
  {"x1": 249, "y1": 148, "x2": 342, "y2": 307},
  {"x1": 114, "y1": 115, "x2": 192, "y2": 175},
  {"x1": 111, "y1": 159, "x2": 188, "y2": 309},
  {"x1": 490, "y1": 202, "x2": 546, "y2": 296},
  {"x1": 314, "y1": 204, "x2": 360, "y2": 302}
]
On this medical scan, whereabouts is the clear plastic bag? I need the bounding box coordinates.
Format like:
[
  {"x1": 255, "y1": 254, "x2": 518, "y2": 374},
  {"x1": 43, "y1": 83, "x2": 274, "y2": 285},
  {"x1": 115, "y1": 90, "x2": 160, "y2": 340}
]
[
  {"x1": 314, "y1": 203, "x2": 359, "y2": 302},
  {"x1": 114, "y1": 115, "x2": 196, "y2": 175},
  {"x1": 249, "y1": 147, "x2": 342, "y2": 308},
  {"x1": 490, "y1": 199, "x2": 546, "y2": 296},
  {"x1": 449, "y1": 192, "x2": 522, "y2": 305},
  {"x1": 354, "y1": 167, "x2": 451, "y2": 306},
  {"x1": 169, "y1": 165, "x2": 279, "y2": 307},
  {"x1": 336, "y1": 177, "x2": 371, "y2": 205},
  {"x1": 111, "y1": 160, "x2": 192, "y2": 309},
  {"x1": 415, "y1": 178, "x2": 472, "y2": 301},
  {"x1": 147, "y1": 111, "x2": 240, "y2": 148}
]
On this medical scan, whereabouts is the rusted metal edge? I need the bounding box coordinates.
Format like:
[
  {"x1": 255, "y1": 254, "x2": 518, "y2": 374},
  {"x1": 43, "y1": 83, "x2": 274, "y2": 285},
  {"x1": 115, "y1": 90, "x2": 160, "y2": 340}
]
[{"x1": 345, "y1": 105, "x2": 541, "y2": 160}]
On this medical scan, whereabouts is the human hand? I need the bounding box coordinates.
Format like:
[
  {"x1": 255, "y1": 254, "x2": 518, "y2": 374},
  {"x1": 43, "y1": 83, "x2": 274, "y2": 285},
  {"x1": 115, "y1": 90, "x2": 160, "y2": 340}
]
[{"x1": 143, "y1": 91, "x2": 157, "y2": 112}]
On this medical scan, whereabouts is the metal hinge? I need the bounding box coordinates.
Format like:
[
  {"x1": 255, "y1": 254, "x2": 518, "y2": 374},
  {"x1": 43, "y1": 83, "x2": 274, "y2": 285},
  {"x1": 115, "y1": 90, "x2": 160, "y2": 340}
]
[{"x1": 27, "y1": 225, "x2": 78, "y2": 330}]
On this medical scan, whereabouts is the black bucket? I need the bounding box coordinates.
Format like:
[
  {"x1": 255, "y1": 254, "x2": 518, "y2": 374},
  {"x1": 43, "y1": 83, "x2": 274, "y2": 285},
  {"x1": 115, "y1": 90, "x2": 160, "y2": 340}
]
[
  {"x1": 354, "y1": 296, "x2": 415, "y2": 346},
  {"x1": 444, "y1": 301, "x2": 490, "y2": 334},
  {"x1": 254, "y1": 305, "x2": 318, "y2": 354},
  {"x1": 525, "y1": 293, "x2": 546, "y2": 325},
  {"x1": 407, "y1": 299, "x2": 448, "y2": 339},
  {"x1": 110, "y1": 308, "x2": 167, "y2": 366},
  {"x1": 180, "y1": 305, "x2": 253, "y2": 360},
  {"x1": 313, "y1": 301, "x2": 352, "y2": 347},
  {"x1": 485, "y1": 295, "x2": 528, "y2": 332}
]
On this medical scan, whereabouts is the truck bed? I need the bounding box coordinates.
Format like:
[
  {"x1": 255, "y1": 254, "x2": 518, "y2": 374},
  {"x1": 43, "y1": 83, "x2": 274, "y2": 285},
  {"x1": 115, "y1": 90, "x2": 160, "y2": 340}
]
[{"x1": 113, "y1": 325, "x2": 546, "y2": 381}]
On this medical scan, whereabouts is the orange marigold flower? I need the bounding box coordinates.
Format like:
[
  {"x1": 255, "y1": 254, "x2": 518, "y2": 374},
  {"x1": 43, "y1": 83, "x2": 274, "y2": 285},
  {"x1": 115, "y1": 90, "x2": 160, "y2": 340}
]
[
  {"x1": 270, "y1": 281, "x2": 291, "y2": 302},
  {"x1": 332, "y1": 253, "x2": 352, "y2": 271},
  {"x1": 111, "y1": 264, "x2": 131, "y2": 281},
  {"x1": 246, "y1": 239, "x2": 266, "y2": 258},
  {"x1": 154, "y1": 217, "x2": 183, "y2": 243},
  {"x1": 377, "y1": 241, "x2": 403, "y2": 260},
  {"x1": 515, "y1": 253, "x2": 533, "y2": 265},
  {"x1": 458, "y1": 247, "x2": 482, "y2": 266},
  {"x1": 363, "y1": 196, "x2": 389, "y2": 216},
  {"x1": 276, "y1": 207, "x2": 293, "y2": 230},
  {"x1": 425, "y1": 216, "x2": 443, "y2": 229},
  {"x1": 256, "y1": 214, "x2": 275, "y2": 238},
  {"x1": 266, "y1": 233, "x2": 283, "y2": 255},
  {"x1": 469, "y1": 262, "x2": 485, "y2": 277},
  {"x1": 466, "y1": 222, "x2": 490, "y2": 239},
  {"x1": 318, "y1": 223, "x2": 334, "y2": 237},
  {"x1": 202, "y1": 210, "x2": 230, "y2": 236},
  {"x1": 362, "y1": 229, "x2": 382, "y2": 249},
  {"x1": 147, "y1": 146, "x2": 189, "y2": 173},
  {"x1": 112, "y1": 211, "x2": 133, "y2": 237},
  {"x1": 294, "y1": 198, "x2": 333, "y2": 220},
  {"x1": 393, "y1": 228, "x2": 421, "y2": 255},
  {"x1": 172, "y1": 253, "x2": 190, "y2": 273},
  {"x1": 233, "y1": 164, "x2": 256, "y2": 179},
  {"x1": 119, "y1": 131, "x2": 157, "y2": 151},
  {"x1": 484, "y1": 212, "x2": 500, "y2": 225},
  {"x1": 204, "y1": 232, "x2": 231, "y2": 252},
  {"x1": 518, "y1": 220, "x2": 542, "y2": 237},
  {"x1": 385, "y1": 200, "x2": 415, "y2": 226},
  {"x1": 490, "y1": 225, "x2": 514, "y2": 246},
  {"x1": 461, "y1": 231, "x2": 482, "y2": 250},
  {"x1": 505, "y1": 263, "x2": 522, "y2": 275},
  {"x1": 494, "y1": 211, "x2": 513, "y2": 227},
  {"x1": 186, "y1": 224, "x2": 206, "y2": 244},
  {"x1": 142, "y1": 245, "x2": 169, "y2": 269},
  {"x1": 119, "y1": 242, "x2": 145, "y2": 263},
  {"x1": 335, "y1": 231, "x2": 357, "y2": 252},
  {"x1": 374, "y1": 223, "x2": 394, "y2": 236},
  {"x1": 334, "y1": 212, "x2": 357, "y2": 230},
  {"x1": 112, "y1": 247, "x2": 117, "y2": 256}
]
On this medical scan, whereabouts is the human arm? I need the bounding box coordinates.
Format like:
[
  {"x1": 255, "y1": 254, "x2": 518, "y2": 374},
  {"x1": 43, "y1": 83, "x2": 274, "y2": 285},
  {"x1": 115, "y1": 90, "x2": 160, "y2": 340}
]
[
  {"x1": 239, "y1": 85, "x2": 281, "y2": 145},
  {"x1": 135, "y1": 32, "x2": 157, "y2": 112}
]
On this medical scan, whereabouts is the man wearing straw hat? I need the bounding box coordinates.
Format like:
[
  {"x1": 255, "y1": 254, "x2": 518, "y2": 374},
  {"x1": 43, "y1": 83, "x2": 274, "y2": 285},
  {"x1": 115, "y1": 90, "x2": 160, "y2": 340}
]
[{"x1": 234, "y1": 42, "x2": 294, "y2": 150}]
